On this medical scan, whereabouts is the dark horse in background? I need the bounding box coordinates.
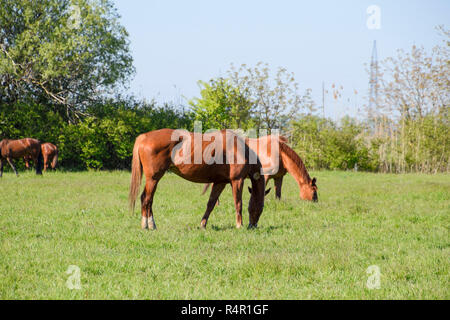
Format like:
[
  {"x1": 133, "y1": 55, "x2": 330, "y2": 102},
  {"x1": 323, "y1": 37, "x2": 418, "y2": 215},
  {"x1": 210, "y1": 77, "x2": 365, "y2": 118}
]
[
  {"x1": 0, "y1": 138, "x2": 43, "y2": 177},
  {"x1": 129, "y1": 129, "x2": 267, "y2": 230},
  {"x1": 24, "y1": 142, "x2": 58, "y2": 172}
]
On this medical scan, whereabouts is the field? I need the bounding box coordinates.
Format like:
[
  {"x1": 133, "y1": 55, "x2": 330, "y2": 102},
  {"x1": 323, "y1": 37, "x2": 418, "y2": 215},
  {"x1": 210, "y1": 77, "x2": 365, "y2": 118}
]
[{"x1": 0, "y1": 170, "x2": 448, "y2": 299}]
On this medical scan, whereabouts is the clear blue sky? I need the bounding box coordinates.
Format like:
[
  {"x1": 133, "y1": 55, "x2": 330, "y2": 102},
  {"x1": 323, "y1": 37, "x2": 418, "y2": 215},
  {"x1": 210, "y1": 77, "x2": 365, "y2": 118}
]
[{"x1": 114, "y1": 0, "x2": 449, "y2": 119}]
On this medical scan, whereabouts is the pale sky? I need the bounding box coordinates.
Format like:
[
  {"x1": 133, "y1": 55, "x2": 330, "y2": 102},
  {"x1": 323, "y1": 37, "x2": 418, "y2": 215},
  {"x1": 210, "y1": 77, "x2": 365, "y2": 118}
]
[{"x1": 113, "y1": 0, "x2": 449, "y2": 119}]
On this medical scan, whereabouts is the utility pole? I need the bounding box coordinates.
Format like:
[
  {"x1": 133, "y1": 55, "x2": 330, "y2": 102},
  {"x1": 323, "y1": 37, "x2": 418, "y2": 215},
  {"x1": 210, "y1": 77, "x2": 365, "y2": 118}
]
[
  {"x1": 322, "y1": 81, "x2": 325, "y2": 118},
  {"x1": 369, "y1": 40, "x2": 378, "y2": 110}
]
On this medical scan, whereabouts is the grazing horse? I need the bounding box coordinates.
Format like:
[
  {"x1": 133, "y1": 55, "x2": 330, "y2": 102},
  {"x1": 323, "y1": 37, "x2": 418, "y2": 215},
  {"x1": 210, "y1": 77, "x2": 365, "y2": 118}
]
[
  {"x1": 24, "y1": 142, "x2": 58, "y2": 172},
  {"x1": 0, "y1": 138, "x2": 43, "y2": 177},
  {"x1": 129, "y1": 128, "x2": 267, "y2": 230},
  {"x1": 203, "y1": 135, "x2": 318, "y2": 202}
]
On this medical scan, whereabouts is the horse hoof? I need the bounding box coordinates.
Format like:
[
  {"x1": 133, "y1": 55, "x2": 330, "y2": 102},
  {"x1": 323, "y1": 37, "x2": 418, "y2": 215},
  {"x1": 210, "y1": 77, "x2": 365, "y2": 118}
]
[
  {"x1": 200, "y1": 219, "x2": 207, "y2": 229},
  {"x1": 148, "y1": 216, "x2": 157, "y2": 230},
  {"x1": 141, "y1": 217, "x2": 148, "y2": 229}
]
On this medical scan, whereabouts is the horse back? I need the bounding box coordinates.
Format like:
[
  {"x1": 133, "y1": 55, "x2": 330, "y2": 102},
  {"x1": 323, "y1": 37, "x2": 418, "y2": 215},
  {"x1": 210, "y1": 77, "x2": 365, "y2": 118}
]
[
  {"x1": 246, "y1": 136, "x2": 285, "y2": 178},
  {"x1": 0, "y1": 138, "x2": 41, "y2": 158},
  {"x1": 42, "y1": 142, "x2": 58, "y2": 156},
  {"x1": 135, "y1": 129, "x2": 260, "y2": 184}
]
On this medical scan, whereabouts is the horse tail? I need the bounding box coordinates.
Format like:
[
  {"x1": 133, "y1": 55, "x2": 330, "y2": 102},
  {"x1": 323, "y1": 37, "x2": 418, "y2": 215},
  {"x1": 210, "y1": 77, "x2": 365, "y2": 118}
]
[
  {"x1": 202, "y1": 183, "x2": 211, "y2": 195},
  {"x1": 51, "y1": 147, "x2": 58, "y2": 169},
  {"x1": 129, "y1": 138, "x2": 142, "y2": 214},
  {"x1": 36, "y1": 144, "x2": 43, "y2": 175}
]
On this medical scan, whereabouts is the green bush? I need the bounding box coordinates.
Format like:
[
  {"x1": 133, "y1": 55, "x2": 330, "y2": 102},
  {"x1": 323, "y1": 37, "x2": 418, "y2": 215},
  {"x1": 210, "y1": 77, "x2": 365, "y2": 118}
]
[
  {"x1": 0, "y1": 98, "x2": 192, "y2": 170},
  {"x1": 290, "y1": 115, "x2": 376, "y2": 171}
]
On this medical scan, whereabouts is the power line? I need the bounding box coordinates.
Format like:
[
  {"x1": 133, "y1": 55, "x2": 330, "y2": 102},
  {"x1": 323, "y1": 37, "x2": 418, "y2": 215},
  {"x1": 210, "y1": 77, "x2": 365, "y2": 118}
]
[
  {"x1": 322, "y1": 81, "x2": 325, "y2": 118},
  {"x1": 369, "y1": 40, "x2": 378, "y2": 110}
]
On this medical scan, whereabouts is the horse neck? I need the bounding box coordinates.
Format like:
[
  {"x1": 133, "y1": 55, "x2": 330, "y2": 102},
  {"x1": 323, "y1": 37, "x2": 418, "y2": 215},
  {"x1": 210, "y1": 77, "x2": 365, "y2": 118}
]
[{"x1": 279, "y1": 142, "x2": 311, "y2": 186}]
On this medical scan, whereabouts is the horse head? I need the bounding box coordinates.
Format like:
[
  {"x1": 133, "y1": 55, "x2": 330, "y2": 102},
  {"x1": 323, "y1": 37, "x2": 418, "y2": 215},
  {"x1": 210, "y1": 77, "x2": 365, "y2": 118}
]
[
  {"x1": 300, "y1": 177, "x2": 318, "y2": 202},
  {"x1": 247, "y1": 171, "x2": 267, "y2": 228}
]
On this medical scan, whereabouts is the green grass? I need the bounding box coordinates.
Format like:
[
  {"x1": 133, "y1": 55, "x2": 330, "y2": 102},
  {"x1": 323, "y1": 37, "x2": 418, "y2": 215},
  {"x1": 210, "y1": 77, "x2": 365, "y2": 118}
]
[{"x1": 0, "y1": 170, "x2": 448, "y2": 299}]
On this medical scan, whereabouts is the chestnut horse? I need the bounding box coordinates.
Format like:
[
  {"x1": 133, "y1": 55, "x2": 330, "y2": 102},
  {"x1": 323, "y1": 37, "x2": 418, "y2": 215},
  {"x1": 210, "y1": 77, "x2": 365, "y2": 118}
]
[
  {"x1": 24, "y1": 142, "x2": 58, "y2": 172},
  {"x1": 129, "y1": 129, "x2": 267, "y2": 230},
  {"x1": 0, "y1": 138, "x2": 43, "y2": 177},
  {"x1": 203, "y1": 135, "x2": 318, "y2": 202}
]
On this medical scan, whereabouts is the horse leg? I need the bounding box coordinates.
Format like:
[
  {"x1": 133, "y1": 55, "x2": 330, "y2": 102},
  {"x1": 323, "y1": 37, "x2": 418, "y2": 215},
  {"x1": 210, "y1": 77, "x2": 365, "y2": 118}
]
[
  {"x1": 24, "y1": 158, "x2": 30, "y2": 170},
  {"x1": 274, "y1": 176, "x2": 283, "y2": 200},
  {"x1": 43, "y1": 154, "x2": 48, "y2": 172},
  {"x1": 49, "y1": 155, "x2": 55, "y2": 170},
  {"x1": 231, "y1": 179, "x2": 244, "y2": 228},
  {"x1": 201, "y1": 183, "x2": 226, "y2": 228},
  {"x1": 141, "y1": 178, "x2": 159, "y2": 230},
  {"x1": 203, "y1": 183, "x2": 221, "y2": 206},
  {"x1": 7, "y1": 158, "x2": 18, "y2": 176},
  {"x1": 0, "y1": 159, "x2": 3, "y2": 178}
]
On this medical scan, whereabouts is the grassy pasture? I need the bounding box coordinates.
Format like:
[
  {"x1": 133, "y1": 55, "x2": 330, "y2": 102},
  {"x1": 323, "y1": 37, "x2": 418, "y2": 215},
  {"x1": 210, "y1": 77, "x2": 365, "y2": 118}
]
[{"x1": 0, "y1": 170, "x2": 448, "y2": 299}]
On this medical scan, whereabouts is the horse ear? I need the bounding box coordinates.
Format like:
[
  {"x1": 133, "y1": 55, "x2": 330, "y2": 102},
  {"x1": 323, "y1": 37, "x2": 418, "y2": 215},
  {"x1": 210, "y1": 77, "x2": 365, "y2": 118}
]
[
  {"x1": 311, "y1": 177, "x2": 317, "y2": 186},
  {"x1": 248, "y1": 187, "x2": 252, "y2": 194},
  {"x1": 265, "y1": 188, "x2": 271, "y2": 196}
]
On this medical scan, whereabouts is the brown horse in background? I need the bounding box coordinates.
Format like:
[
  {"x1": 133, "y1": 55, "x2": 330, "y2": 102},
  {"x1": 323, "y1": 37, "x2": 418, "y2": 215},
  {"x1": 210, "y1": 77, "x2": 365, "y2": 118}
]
[
  {"x1": 203, "y1": 135, "x2": 318, "y2": 202},
  {"x1": 129, "y1": 129, "x2": 267, "y2": 230},
  {"x1": 24, "y1": 142, "x2": 58, "y2": 172},
  {"x1": 0, "y1": 138, "x2": 43, "y2": 177}
]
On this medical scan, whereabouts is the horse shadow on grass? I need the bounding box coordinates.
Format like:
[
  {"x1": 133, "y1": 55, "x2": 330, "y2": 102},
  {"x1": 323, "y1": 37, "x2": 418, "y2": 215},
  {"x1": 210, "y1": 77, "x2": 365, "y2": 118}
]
[{"x1": 207, "y1": 224, "x2": 287, "y2": 232}]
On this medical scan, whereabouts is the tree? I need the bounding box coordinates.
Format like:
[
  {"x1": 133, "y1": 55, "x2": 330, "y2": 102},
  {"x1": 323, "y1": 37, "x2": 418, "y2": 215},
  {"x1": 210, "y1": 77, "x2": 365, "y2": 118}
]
[
  {"x1": 378, "y1": 29, "x2": 449, "y2": 120},
  {"x1": 290, "y1": 115, "x2": 374, "y2": 171},
  {"x1": 365, "y1": 26, "x2": 449, "y2": 172},
  {"x1": 0, "y1": 0, "x2": 134, "y2": 122},
  {"x1": 229, "y1": 62, "x2": 315, "y2": 133},
  {"x1": 189, "y1": 78, "x2": 254, "y2": 130}
]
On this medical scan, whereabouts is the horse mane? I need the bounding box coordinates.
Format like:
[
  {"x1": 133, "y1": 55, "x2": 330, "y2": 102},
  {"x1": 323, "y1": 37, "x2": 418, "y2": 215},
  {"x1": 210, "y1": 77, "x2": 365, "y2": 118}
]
[{"x1": 278, "y1": 141, "x2": 312, "y2": 184}]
